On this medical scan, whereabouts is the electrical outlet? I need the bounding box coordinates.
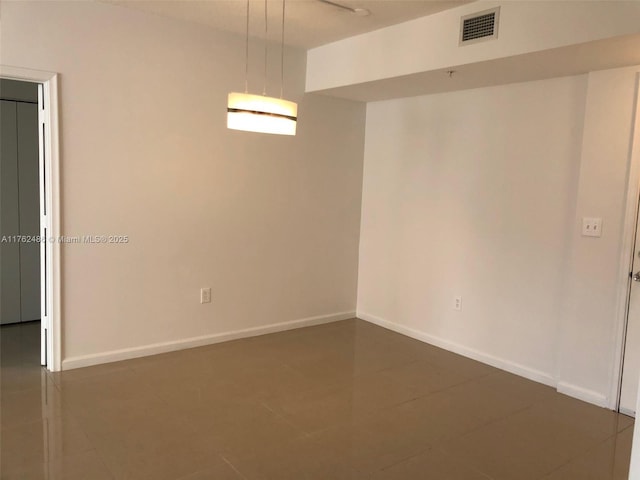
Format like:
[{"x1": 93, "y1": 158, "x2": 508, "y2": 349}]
[
  {"x1": 582, "y1": 217, "x2": 603, "y2": 237},
  {"x1": 454, "y1": 296, "x2": 462, "y2": 311},
  {"x1": 200, "y1": 287, "x2": 212, "y2": 304}
]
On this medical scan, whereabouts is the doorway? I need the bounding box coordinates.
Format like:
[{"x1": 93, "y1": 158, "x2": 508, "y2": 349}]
[
  {"x1": 1, "y1": 80, "x2": 41, "y2": 322},
  {"x1": 619, "y1": 75, "x2": 640, "y2": 416},
  {"x1": 0, "y1": 66, "x2": 60, "y2": 371},
  {"x1": 0, "y1": 79, "x2": 42, "y2": 366},
  {"x1": 621, "y1": 207, "x2": 640, "y2": 416}
]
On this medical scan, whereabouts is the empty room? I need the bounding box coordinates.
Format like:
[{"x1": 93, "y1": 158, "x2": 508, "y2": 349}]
[{"x1": 2, "y1": 0, "x2": 640, "y2": 479}]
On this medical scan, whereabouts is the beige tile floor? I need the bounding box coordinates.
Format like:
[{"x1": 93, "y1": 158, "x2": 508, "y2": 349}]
[{"x1": 0, "y1": 319, "x2": 634, "y2": 479}]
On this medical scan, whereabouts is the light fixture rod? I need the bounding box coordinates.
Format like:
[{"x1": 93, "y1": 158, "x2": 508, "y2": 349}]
[
  {"x1": 244, "y1": 0, "x2": 249, "y2": 92},
  {"x1": 281, "y1": 0, "x2": 285, "y2": 98},
  {"x1": 263, "y1": 0, "x2": 268, "y2": 95}
]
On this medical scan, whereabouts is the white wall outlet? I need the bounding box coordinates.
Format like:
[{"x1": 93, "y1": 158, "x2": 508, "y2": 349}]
[
  {"x1": 454, "y1": 296, "x2": 462, "y2": 311},
  {"x1": 582, "y1": 217, "x2": 603, "y2": 237},
  {"x1": 200, "y1": 287, "x2": 212, "y2": 304}
]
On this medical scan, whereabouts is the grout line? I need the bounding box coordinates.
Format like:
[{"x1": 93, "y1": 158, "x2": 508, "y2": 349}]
[
  {"x1": 367, "y1": 444, "x2": 436, "y2": 475},
  {"x1": 259, "y1": 400, "x2": 311, "y2": 439},
  {"x1": 619, "y1": 421, "x2": 636, "y2": 433},
  {"x1": 220, "y1": 454, "x2": 250, "y2": 480}
]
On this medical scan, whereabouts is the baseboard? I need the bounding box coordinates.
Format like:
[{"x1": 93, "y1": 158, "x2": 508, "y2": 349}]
[
  {"x1": 62, "y1": 311, "x2": 356, "y2": 370},
  {"x1": 358, "y1": 311, "x2": 556, "y2": 388},
  {"x1": 556, "y1": 381, "x2": 609, "y2": 408},
  {"x1": 619, "y1": 406, "x2": 636, "y2": 417}
]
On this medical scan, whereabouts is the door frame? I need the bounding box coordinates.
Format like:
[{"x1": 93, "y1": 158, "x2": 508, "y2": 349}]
[
  {"x1": 611, "y1": 72, "x2": 640, "y2": 412},
  {"x1": 0, "y1": 65, "x2": 61, "y2": 372}
]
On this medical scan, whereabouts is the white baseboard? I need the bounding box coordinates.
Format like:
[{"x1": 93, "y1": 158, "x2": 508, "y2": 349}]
[
  {"x1": 62, "y1": 311, "x2": 356, "y2": 370},
  {"x1": 556, "y1": 381, "x2": 609, "y2": 408},
  {"x1": 619, "y1": 406, "x2": 636, "y2": 417},
  {"x1": 359, "y1": 312, "x2": 616, "y2": 409},
  {"x1": 358, "y1": 311, "x2": 556, "y2": 388}
]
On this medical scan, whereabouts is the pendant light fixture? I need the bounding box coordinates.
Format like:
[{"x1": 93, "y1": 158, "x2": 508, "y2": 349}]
[{"x1": 227, "y1": 0, "x2": 297, "y2": 136}]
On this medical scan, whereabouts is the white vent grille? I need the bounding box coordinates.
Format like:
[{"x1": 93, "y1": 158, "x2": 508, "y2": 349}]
[{"x1": 460, "y1": 7, "x2": 499, "y2": 45}]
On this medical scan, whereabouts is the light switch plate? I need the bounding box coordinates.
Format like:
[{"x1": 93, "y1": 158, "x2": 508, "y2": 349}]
[
  {"x1": 582, "y1": 217, "x2": 602, "y2": 237},
  {"x1": 454, "y1": 296, "x2": 462, "y2": 311},
  {"x1": 200, "y1": 287, "x2": 212, "y2": 304}
]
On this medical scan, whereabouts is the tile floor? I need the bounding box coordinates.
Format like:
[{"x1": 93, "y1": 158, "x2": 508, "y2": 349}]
[{"x1": 0, "y1": 319, "x2": 634, "y2": 479}]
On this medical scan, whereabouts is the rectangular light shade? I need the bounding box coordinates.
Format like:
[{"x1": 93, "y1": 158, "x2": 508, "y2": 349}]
[{"x1": 227, "y1": 92, "x2": 297, "y2": 136}]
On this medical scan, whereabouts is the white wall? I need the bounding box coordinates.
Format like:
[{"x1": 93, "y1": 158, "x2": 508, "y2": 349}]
[
  {"x1": 558, "y1": 66, "x2": 640, "y2": 406},
  {"x1": 358, "y1": 76, "x2": 587, "y2": 385},
  {"x1": 358, "y1": 68, "x2": 640, "y2": 406},
  {"x1": 1, "y1": 1, "x2": 366, "y2": 367}
]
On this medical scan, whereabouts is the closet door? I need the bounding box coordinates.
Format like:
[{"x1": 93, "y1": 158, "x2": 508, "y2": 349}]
[
  {"x1": 0, "y1": 100, "x2": 21, "y2": 324},
  {"x1": 17, "y1": 102, "x2": 40, "y2": 322}
]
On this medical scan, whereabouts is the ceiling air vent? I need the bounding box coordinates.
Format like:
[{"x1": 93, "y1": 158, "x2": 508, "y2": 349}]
[{"x1": 460, "y1": 7, "x2": 500, "y2": 45}]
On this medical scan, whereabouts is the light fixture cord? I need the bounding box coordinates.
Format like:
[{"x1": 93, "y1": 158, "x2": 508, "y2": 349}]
[
  {"x1": 244, "y1": 0, "x2": 249, "y2": 93},
  {"x1": 280, "y1": 0, "x2": 285, "y2": 98},
  {"x1": 263, "y1": 0, "x2": 268, "y2": 95}
]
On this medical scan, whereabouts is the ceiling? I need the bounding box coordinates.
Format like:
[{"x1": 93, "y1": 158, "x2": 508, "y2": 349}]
[{"x1": 106, "y1": 0, "x2": 472, "y2": 49}]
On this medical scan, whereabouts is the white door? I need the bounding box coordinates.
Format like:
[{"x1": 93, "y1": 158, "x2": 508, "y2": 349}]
[
  {"x1": 37, "y1": 84, "x2": 49, "y2": 367},
  {"x1": 621, "y1": 220, "x2": 640, "y2": 415},
  {"x1": 620, "y1": 80, "x2": 640, "y2": 416}
]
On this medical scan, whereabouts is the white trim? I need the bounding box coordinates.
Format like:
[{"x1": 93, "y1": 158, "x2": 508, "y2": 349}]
[
  {"x1": 611, "y1": 72, "x2": 640, "y2": 410},
  {"x1": 358, "y1": 312, "x2": 556, "y2": 388},
  {"x1": 0, "y1": 65, "x2": 61, "y2": 372},
  {"x1": 557, "y1": 381, "x2": 609, "y2": 408},
  {"x1": 38, "y1": 83, "x2": 46, "y2": 367},
  {"x1": 62, "y1": 311, "x2": 356, "y2": 370},
  {"x1": 0, "y1": 65, "x2": 55, "y2": 82}
]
